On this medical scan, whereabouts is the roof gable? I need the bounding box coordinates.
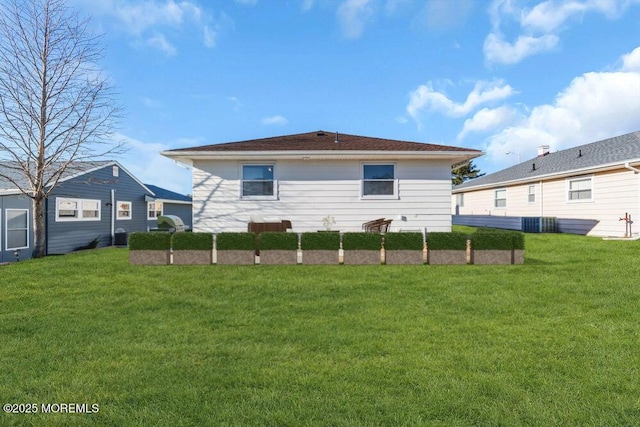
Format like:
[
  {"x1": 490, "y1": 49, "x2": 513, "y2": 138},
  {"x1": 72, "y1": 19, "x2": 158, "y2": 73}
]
[{"x1": 454, "y1": 131, "x2": 640, "y2": 191}]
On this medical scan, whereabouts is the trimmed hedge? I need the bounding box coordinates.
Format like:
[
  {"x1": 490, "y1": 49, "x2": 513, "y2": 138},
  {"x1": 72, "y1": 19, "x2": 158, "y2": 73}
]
[
  {"x1": 259, "y1": 232, "x2": 298, "y2": 250},
  {"x1": 427, "y1": 232, "x2": 468, "y2": 250},
  {"x1": 384, "y1": 232, "x2": 424, "y2": 251},
  {"x1": 129, "y1": 232, "x2": 171, "y2": 250},
  {"x1": 172, "y1": 232, "x2": 213, "y2": 250},
  {"x1": 301, "y1": 232, "x2": 340, "y2": 250},
  {"x1": 342, "y1": 232, "x2": 382, "y2": 251},
  {"x1": 216, "y1": 232, "x2": 256, "y2": 250},
  {"x1": 472, "y1": 231, "x2": 524, "y2": 250}
]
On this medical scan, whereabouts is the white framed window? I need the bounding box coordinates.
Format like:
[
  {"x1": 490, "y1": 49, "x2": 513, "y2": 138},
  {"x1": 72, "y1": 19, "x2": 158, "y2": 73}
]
[
  {"x1": 362, "y1": 163, "x2": 397, "y2": 199},
  {"x1": 56, "y1": 198, "x2": 101, "y2": 221},
  {"x1": 494, "y1": 189, "x2": 507, "y2": 208},
  {"x1": 456, "y1": 193, "x2": 465, "y2": 208},
  {"x1": 6, "y1": 209, "x2": 29, "y2": 250},
  {"x1": 117, "y1": 201, "x2": 132, "y2": 220},
  {"x1": 147, "y1": 202, "x2": 163, "y2": 220},
  {"x1": 527, "y1": 185, "x2": 536, "y2": 203},
  {"x1": 241, "y1": 164, "x2": 277, "y2": 200},
  {"x1": 567, "y1": 176, "x2": 593, "y2": 202}
]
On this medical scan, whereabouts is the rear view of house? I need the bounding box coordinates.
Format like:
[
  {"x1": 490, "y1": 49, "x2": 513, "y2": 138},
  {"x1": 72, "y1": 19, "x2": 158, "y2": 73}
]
[
  {"x1": 162, "y1": 130, "x2": 481, "y2": 233},
  {"x1": 453, "y1": 131, "x2": 640, "y2": 237}
]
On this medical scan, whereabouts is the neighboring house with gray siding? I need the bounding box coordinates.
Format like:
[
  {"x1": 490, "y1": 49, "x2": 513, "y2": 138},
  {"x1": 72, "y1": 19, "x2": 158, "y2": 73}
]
[
  {"x1": 452, "y1": 131, "x2": 640, "y2": 237},
  {"x1": 161, "y1": 130, "x2": 481, "y2": 234},
  {"x1": 0, "y1": 161, "x2": 192, "y2": 262},
  {"x1": 144, "y1": 184, "x2": 193, "y2": 230}
]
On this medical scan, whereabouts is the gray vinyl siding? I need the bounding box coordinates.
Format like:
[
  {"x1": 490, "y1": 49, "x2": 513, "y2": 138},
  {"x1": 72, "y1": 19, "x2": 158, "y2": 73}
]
[
  {"x1": 0, "y1": 194, "x2": 33, "y2": 263},
  {"x1": 46, "y1": 165, "x2": 152, "y2": 254}
]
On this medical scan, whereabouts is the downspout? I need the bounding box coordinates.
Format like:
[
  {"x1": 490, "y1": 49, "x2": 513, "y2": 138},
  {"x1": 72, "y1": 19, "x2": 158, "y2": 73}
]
[
  {"x1": 539, "y1": 180, "x2": 544, "y2": 233},
  {"x1": 111, "y1": 189, "x2": 115, "y2": 245},
  {"x1": 624, "y1": 163, "x2": 640, "y2": 237}
]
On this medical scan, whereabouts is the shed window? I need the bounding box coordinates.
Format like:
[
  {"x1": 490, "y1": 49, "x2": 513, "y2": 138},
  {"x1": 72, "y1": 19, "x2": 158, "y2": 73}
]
[
  {"x1": 362, "y1": 164, "x2": 397, "y2": 198},
  {"x1": 494, "y1": 189, "x2": 507, "y2": 208},
  {"x1": 6, "y1": 209, "x2": 29, "y2": 250},
  {"x1": 56, "y1": 198, "x2": 101, "y2": 221},
  {"x1": 568, "y1": 177, "x2": 593, "y2": 201},
  {"x1": 147, "y1": 202, "x2": 163, "y2": 220},
  {"x1": 117, "y1": 201, "x2": 132, "y2": 220},
  {"x1": 241, "y1": 165, "x2": 276, "y2": 199}
]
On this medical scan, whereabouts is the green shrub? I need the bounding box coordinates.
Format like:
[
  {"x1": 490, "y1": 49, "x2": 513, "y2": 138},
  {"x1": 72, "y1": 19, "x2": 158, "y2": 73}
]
[
  {"x1": 172, "y1": 232, "x2": 213, "y2": 250},
  {"x1": 342, "y1": 232, "x2": 382, "y2": 251},
  {"x1": 259, "y1": 232, "x2": 298, "y2": 250},
  {"x1": 472, "y1": 232, "x2": 514, "y2": 250},
  {"x1": 384, "y1": 232, "x2": 424, "y2": 250},
  {"x1": 427, "y1": 232, "x2": 468, "y2": 250},
  {"x1": 128, "y1": 232, "x2": 171, "y2": 250},
  {"x1": 511, "y1": 231, "x2": 525, "y2": 250},
  {"x1": 216, "y1": 232, "x2": 256, "y2": 251},
  {"x1": 301, "y1": 232, "x2": 340, "y2": 250}
]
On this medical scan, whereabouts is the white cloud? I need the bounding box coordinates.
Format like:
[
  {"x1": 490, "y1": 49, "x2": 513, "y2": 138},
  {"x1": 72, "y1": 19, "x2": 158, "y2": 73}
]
[
  {"x1": 261, "y1": 115, "x2": 289, "y2": 126},
  {"x1": 484, "y1": 0, "x2": 639, "y2": 65},
  {"x1": 622, "y1": 46, "x2": 640, "y2": 71},
  {"x1": 457, "y1": 106, "x2": 519, "y2": 140},
  {"x1": 337, "y1": 0, "x2": 375, "y2": 39},
  {"x1": 146, "y1": 33, "x2": 177, "y2": 56},
  {"x1": 407, "y1": 80, "x2": 515, "y2": 126},
  {"x1": 78, "y1": 0, "x2": 224, "y2": 54},
  {"x1": 114, "y1": 133, "x2": 193, "y2": 195},
  {"x1": 483, "y1": 47, "x2": 640, "y2": 169},
  {"x1": 483, "y1": 33, "x2": 559, "y2": 65}
]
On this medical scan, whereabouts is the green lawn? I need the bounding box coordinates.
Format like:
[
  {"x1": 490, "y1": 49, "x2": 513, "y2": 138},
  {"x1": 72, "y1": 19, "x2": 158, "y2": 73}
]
[{"x1": 1, "y1": 232, "x2": 639, "y2": 426}]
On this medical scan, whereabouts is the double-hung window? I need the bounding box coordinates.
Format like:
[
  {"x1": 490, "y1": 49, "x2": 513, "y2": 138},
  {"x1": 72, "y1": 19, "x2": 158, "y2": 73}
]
[
  {"x1": 362, "y1": 164, "x2": 397, "y2": 198},
  {"x1": 567, "y1": 176, "x2": 593, "y2": 201},
  {"x1": 6, "y1": 209, "x2": 29, "y2": 250},
  {"x1": 147, "y1": 202, "x2": 163, "y2": 220},
  {"x1": 494, "y1": 189, "x2": 507, "y2": 208},
  {"x1": 241, "y1": 165, "x2": 276, "y2": 199},
  {"x1": 56, "y1": 198, "x2": 101, "y2": 221},
  {"x1": 117, "y1": 201, "x2": 132, "y2": 220},
  {"x1": 527, "y1": 185, "x2": 536, "y2": 203}
]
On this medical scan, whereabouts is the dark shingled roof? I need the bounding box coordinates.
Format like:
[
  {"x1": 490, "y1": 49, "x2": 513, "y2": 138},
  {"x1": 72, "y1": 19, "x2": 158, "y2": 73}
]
[
  {"x1": 454, "y1": 131, "x2": 640, "y2": 191},
  {"x1": 145, "y1": 184, "x2": 192, "y2": 202},
  {"x1": 0, "y1": 161, "x2": 115, "y2": 190},
  {"x1": 166, "y1": 130, "x2": 480, "y2": 153}
]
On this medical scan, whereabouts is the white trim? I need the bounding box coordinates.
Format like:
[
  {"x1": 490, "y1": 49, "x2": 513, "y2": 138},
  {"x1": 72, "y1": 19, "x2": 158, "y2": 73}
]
[
  {"x1": 239, "y1": 163, "x2": 278, "y2": 201},
  {"x1": 116, "y1": 201, "x2": 132, "y2": 220},
  {"x1": 5, "y1": 208, "x2": 29, "y2": 250},
  {"x1": 494, "y1": 188, "x2": 507, "y2": 208},
  {"x1": 566, "y1": 175, "x2": 594, "y2": 203},
  {"x1": 147, "y1": 201, "x2": 163, "y2": 220},
  {"x1": 55, "y1": 198, "x2": 101, "y2": 222},
  {"x1": 360, "y1": 162, "x2": 399, "y2": 200},
  {"x1": 527, "y1": 184, "x2": 536, "y2": 204}
]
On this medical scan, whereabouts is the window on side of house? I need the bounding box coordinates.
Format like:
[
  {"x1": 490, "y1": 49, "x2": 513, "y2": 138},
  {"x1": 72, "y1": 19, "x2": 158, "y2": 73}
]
[
  {"x1": 56, "y1": 198, "x2": 101, "y2": 221},
  {"x1": 456, "y1": 193, "x2": 464, "y2": 208},
  {"x1": 6, "y1": 209, "x2": 29, "y2": 250},
  {"x1": 241, "y1": 164, "x2": 276, "y2": 199},
  {"x1": 567, "y1": 176, "x2": 593, "y2": 201},
  {"x1": 527, "y1": 185, "x2": 536, "y2": 203},
  {"x1": 147, "y1": 202, "x2": 163, "y2": 220},
  {"x1": 362, "y1": 164, "x2": 397, "y2": 198},
  {"x1": 494, "y1": 189, "x2": 507, "y2": 208},
  {"x1": 117, "y1": 201, "x2": 132, "y2": 220}
]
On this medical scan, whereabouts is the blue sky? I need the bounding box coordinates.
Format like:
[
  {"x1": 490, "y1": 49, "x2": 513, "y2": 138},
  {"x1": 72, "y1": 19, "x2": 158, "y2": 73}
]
[{"x1": 71, "y1": 0, "x2": 640, "y2": 195}]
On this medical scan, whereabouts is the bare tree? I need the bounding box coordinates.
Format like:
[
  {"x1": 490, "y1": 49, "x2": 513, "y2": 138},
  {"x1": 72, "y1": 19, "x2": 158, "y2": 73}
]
[{"x1": 0, "y1": 0, "x2": 125, "y2": 258}]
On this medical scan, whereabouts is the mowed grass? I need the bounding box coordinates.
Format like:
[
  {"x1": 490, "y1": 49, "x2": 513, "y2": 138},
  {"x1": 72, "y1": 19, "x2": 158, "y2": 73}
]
[{"x1": 1, "y1": 232, "x2": 640, "y2": 426}]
